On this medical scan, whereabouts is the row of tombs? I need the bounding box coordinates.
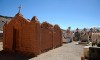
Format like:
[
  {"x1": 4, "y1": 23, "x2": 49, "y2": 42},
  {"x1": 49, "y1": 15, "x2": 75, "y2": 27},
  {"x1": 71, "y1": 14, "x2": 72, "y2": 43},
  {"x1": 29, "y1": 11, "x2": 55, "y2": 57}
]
[{"x1": 3, "y1": 12, "x2": 62, "y2": 56}]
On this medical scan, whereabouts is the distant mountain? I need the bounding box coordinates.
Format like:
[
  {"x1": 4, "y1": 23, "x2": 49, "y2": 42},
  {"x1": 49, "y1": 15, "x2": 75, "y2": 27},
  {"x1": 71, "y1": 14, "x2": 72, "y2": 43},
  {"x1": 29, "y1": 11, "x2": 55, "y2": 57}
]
[
  {"x1": 0, "y1": 15, "x2": 13, "y2": 30},
  {"x1": 96, "y1": 27, "x2": 100, "y2": 31}
]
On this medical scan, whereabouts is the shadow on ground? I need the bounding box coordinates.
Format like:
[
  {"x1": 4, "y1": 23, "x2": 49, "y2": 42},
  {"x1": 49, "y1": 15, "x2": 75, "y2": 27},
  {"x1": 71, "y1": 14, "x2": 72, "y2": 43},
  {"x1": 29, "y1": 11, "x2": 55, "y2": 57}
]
[{"x1": 0, "y1": 50, "x2": 34, "y2": 60}]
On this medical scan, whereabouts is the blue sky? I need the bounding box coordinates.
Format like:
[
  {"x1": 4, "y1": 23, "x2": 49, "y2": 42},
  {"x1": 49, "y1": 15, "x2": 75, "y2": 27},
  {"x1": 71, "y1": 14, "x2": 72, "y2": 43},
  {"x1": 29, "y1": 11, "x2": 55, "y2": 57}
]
[{"x1": 0, "y1": 0, "x2": 100, "y2": 30}]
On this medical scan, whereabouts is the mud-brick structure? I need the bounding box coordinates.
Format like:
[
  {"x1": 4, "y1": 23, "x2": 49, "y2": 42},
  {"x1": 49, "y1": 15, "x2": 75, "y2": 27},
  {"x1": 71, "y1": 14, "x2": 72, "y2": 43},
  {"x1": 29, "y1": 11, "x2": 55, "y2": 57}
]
[
  {"x1": 40, "y1": 22, "x2": 53, "y2": 52},
  {"x1": 53, "y1": 25, "x2": 62, "y2": 48},
  {"x1": 3, "y1": 12, "x2": 41, "y2": 56},
  {"x1": 40, "y1": 22, "x2": 62, "y2": 52},
  {"x1": 3, "y1": 12, "x2": 62, "y2": 56}
]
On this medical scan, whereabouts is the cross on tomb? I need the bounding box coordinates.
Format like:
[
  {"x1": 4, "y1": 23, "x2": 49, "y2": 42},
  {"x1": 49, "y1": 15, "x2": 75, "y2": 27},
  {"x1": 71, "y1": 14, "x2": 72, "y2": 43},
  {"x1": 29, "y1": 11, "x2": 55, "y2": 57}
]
[{"x1": 18, "y1": 5, "x2": 21, "y2": 13}]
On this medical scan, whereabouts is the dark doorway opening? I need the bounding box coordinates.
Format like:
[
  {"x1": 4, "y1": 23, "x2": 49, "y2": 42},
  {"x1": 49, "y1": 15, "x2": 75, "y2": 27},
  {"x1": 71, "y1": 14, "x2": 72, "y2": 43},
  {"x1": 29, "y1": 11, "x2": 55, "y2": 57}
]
[{"x1": 13, "y1": 28, "x2": 17, "y2": 51}]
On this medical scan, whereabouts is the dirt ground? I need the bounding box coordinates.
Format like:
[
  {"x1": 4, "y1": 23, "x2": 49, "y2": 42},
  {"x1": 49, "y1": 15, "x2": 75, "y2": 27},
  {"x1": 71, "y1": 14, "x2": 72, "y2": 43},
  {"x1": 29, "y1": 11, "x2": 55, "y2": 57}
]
[{"x1": 0, "y1": 41, "x2": 84, "y2": 60}]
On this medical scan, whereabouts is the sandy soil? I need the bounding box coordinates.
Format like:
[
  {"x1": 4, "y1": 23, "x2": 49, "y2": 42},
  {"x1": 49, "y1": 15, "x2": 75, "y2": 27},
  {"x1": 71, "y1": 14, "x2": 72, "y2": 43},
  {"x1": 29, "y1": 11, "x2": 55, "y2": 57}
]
[{"x1": 0, "y1": 42, "x2": 84, "y2": 60}]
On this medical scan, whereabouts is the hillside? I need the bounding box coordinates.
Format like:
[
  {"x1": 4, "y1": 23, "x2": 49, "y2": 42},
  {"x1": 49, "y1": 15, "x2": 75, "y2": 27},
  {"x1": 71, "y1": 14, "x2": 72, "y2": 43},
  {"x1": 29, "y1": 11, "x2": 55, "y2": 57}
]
[{"x1": 0, "y1": 15, "x2": 13, "y2": 30}]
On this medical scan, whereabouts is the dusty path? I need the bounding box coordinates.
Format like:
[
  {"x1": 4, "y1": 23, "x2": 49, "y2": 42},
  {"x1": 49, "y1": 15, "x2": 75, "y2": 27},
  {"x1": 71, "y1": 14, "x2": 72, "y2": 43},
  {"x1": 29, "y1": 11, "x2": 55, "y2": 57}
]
[
  {"x1": 0, "y1": 42, "x2": 84, "y2": 60},
  {"x1": 30, "y1": 42, "x2": 84, "y2": 60}
]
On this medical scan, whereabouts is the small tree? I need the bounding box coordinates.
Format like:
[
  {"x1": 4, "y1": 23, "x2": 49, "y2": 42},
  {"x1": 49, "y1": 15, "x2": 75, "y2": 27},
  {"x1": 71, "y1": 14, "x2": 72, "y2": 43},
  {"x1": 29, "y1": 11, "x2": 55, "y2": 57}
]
[{"x1": 90, "y1": 28, "x2": 93, "y2": 32}]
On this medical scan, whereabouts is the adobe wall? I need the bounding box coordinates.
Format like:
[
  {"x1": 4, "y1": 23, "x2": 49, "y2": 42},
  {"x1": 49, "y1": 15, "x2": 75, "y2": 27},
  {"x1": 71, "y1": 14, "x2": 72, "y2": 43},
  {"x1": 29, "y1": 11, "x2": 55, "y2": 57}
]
[
  {"x1": 3, "y1": 13, "x2": 62, "y2": 56},
  {"x1": 40, "y1": 22, "x2": 53, "y2": 52},
  {"x1": 53, "y1": 25, "x2": 62, "y2": 48}
]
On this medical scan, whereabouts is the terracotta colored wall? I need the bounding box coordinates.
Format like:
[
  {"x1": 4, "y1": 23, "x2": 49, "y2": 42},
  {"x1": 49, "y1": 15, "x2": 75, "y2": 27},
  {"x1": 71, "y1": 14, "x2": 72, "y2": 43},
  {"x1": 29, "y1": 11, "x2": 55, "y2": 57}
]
[
  {"x1": 53, "y1": 25, "x2": 62, "y2": 48},
  {"x1": 40, "y1": 22, "x2": 53, "y2": 52},
  {"x1": 16, "y1": 16, "x2": 41, "y2": 56},
  {"x1": 3, "y1": 23, "x2": 13, "y2": 51},
  {"x1": 3, "y1": 13, "x2": 62, "y2": 56},
  {"x1": 3, "y1": 13, "x2": 41, "y2": 56}
]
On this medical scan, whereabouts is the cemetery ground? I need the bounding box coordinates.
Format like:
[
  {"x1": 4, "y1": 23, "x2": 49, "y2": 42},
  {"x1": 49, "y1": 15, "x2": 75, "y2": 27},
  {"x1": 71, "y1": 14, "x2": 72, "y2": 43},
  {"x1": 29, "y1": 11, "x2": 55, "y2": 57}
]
[{"x1": 0, "y1": 41, "x2": 84, "y2": 60}]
